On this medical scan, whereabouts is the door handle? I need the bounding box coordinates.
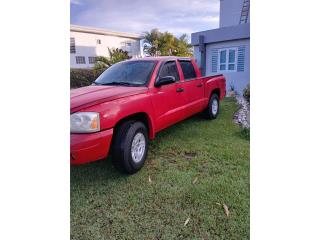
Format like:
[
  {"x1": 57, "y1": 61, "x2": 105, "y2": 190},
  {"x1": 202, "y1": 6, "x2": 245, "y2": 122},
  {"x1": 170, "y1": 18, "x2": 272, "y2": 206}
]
[
  {"x1": 176, "y1": 88, "x2": 184, "y2": 92},
  {"x1": 197, "y1": 83, "x2": 203, "y2": 87}
]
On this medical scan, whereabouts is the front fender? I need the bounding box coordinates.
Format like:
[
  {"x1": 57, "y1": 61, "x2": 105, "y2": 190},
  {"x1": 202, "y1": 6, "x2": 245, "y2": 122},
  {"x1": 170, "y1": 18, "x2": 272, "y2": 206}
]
[{"x1": 80, "y1": 92, "x2": 156, "y2": 140}]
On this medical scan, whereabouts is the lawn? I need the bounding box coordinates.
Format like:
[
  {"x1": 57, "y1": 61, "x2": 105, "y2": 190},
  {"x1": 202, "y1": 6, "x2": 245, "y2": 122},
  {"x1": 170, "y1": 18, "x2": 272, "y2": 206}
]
[{"x1": 70, "y1": 97, "x2": 250, "y2": 240}]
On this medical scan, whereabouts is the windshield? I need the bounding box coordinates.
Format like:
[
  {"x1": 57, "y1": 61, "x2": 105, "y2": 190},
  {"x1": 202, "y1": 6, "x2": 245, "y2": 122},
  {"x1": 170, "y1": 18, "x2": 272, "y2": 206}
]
[{"x1": 94, "y1": 60, "x2": 157, "y2": 86}]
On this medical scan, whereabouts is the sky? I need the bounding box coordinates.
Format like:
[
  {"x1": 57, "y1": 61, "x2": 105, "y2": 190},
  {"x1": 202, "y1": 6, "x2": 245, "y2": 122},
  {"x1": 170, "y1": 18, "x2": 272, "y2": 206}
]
[{"x1": 71, "y1": 0, "x2": 220, "y2": 38}]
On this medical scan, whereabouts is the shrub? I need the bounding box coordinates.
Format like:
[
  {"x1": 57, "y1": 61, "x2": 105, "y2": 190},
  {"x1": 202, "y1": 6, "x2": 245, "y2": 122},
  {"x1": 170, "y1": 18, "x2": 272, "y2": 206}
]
[
  {"x1": 70, "y1": 68, "x2": 104, "y2": 89},
  {"x1": 240, "y1": 127, "x2": 250, "y2": 140},
  {"x1": 94, "y1": 48, "x2": 130, "y2": 72},
  {"x1": 229, "y1": 83, "x2": 235, "y2": 92},
  {"x1": 243, "y1": 84, "x2": 250, "y2": 102}
]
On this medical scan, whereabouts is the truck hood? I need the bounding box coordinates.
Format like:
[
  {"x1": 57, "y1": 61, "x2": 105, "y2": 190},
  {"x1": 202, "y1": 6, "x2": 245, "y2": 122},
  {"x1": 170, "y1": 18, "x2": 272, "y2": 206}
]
[{"x1": 70, "y1": 85, "x2": 148, "y2": 113}]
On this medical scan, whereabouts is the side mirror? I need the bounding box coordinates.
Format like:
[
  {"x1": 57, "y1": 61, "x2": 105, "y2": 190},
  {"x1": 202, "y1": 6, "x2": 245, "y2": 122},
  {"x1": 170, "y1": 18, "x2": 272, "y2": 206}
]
[{"x1": 154, "y1": 76, "x2": 175, "y2": 87}]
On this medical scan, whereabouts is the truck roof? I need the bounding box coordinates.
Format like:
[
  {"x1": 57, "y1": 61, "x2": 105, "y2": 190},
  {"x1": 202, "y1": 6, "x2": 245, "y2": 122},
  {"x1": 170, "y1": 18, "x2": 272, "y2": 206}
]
[{"x1": 128, "y1": 56, "x2": 193, "y2": 62}]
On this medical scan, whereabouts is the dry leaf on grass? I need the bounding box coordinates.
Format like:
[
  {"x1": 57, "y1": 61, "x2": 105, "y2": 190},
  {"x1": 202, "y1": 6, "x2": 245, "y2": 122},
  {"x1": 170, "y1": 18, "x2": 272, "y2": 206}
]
[
  {"x1": 223, "y1": 203, "x2": 230, "y2": 217},
  {"x1": 192, "y1": 177, "x2": 198, "y2": 184},
  {"x1": 148, "y1": 176, "x2": 152, "y2": 183},
  {"x1": 184, "y1": 217, "x2": 190, "y2": 226}
]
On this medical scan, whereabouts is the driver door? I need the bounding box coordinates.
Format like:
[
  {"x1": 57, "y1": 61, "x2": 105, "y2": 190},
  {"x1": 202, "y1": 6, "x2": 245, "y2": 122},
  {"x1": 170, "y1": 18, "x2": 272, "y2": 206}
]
[{"x1": 150, "y1": 60, "x2": 187, "y2": 132}]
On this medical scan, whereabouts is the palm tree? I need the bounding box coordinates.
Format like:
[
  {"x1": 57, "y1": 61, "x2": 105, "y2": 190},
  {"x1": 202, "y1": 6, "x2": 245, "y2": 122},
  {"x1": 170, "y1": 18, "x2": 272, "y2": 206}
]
[
  {"x1": 143, "y1": 29, "x2": 161, "y2": 56},
  {"x1": 143, "y1": 29, "x2": 193, "y2": 57}
]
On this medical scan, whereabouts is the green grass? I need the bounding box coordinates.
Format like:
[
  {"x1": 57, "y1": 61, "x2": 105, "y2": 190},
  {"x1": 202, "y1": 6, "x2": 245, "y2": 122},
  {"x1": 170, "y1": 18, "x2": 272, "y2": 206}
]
[{"x1": 71, "y1": 98, "x2": 250, "y2": 240}]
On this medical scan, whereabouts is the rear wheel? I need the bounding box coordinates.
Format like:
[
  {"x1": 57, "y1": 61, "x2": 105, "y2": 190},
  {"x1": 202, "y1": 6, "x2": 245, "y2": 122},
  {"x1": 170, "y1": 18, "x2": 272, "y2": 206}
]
[
  {"x1": 204, "y1": 93, "x2": 220, "y2": 119},
  {"x1": 112, "y1": 121, "x2": 149, "y2": 174}
]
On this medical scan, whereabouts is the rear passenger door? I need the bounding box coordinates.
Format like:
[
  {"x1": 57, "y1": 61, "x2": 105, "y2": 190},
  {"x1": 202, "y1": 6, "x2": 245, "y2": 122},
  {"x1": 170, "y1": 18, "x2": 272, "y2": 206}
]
[{"x1": 179, "y1": 60, "x2": 205, "y2": 115}]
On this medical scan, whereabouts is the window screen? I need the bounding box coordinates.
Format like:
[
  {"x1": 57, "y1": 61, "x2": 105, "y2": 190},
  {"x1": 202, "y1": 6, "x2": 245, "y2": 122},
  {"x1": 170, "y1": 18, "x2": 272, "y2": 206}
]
[
  {"x1": 179, "y1": 61, "x2": 196, "y2": 80},
  {"x1": 219, "y1": 50, "x2": 227, "y2": 70},
  {"x1": 158, "y1": 61, "x2": 180, "y2": 82},
  {"x1": 70, "y1": 38, "x2": 76, "y2": 53},
  {"x1": 228, "y1": 49, "x2": 236, "y2": 70}
]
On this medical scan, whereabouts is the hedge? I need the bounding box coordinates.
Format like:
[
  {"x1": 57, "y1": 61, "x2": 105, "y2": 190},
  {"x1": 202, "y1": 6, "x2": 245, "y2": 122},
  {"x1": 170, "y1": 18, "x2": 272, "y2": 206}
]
[{"x1": 70, "y1": 68, "x2": 105, "y2": 89}]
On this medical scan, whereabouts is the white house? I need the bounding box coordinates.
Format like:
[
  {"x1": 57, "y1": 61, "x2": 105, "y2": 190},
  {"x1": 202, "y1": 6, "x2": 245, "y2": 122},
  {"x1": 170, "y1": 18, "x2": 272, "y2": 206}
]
[
  {"x1": 191, "y1": 0, "x2": 250, "y2": 94},
  {"x1": 70, "y1": 25, "x2": 144, "y2": 69}
]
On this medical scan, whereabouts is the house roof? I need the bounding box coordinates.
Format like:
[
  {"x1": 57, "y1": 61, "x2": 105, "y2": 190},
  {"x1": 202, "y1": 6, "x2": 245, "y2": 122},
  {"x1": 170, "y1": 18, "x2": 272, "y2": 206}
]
[
  {"x1": 191, "y1": 23, "x2": 250, "y2": 45},
  {"x1": 70, "y1": 25, "x2": 143, "y2": 40}
]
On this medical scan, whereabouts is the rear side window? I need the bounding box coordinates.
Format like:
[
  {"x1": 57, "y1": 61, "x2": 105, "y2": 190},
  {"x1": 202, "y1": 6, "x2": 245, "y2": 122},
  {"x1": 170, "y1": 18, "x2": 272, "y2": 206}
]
[
  {"x1": 179, "y1": 61, "x2": 196, "y2": 80},
  {"x1": 158, "y1": 61, "x2": 180, "y2": 82}
]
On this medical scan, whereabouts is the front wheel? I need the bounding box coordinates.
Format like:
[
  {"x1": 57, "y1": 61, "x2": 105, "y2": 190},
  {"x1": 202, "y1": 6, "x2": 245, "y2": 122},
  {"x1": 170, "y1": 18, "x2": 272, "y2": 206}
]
[
  {"x1": 204, "y1": 93, "x2": 220, "y2": 119},
  {"x1": 112, "y1": 121, "x2": 149, "y2": 174}
]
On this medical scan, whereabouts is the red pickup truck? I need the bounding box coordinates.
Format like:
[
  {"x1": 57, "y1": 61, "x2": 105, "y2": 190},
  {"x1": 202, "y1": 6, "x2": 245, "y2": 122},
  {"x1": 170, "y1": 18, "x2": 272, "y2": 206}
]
[{"x1": 71, "y1": 57, "x2": 226, "y2": 173}]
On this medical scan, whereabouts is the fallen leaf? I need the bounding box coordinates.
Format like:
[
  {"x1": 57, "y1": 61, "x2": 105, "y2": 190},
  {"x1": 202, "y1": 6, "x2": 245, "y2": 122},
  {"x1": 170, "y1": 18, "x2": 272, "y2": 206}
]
[
  {"x1": 148, "y1": 176, "x2": 152, "y2": 183},
  {"x1": 223, "y1": 203, "x2": 230, "y2": 217},
  {"x1": 184, "y1": 217, "x2": 190, "y2": 226},
  {"x1": 192, "y1": 177, "x2": 198, "y2": 184}
]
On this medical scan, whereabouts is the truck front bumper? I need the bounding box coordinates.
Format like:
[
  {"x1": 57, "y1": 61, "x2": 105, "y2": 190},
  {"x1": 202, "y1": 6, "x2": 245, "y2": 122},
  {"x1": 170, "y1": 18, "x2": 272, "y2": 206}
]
[{"x1": 70, "y1": 128, "x2": 113, "y2": 165}]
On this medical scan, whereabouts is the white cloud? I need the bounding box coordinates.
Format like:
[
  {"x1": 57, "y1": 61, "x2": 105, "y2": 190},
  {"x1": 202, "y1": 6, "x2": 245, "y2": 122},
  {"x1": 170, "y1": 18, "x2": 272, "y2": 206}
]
[{"x1": 71, "y1": 0, "x2": 220, "y2": 37}]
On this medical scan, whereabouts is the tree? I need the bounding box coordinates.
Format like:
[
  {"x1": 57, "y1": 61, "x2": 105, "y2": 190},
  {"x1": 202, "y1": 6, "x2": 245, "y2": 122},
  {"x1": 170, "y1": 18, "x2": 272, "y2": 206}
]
[
  {"x1": 94, "y1": 48, "x2": 130, "y2": 72},
  {"x1": 174, "y1": 34, "x2": 193, "y2": 57},
  {"x1": 143, "y1": 29, "x2": 161, "y2": 56},
  {"x1": 143, "y1": 29, "x2": 193, "y2": 57}
]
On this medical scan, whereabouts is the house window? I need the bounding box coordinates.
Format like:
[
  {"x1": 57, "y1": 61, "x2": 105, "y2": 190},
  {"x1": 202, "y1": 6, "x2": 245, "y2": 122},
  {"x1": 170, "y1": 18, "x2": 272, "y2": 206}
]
[
  {"x1": 121, "y1": 42, "x2": 132, "y2": 53},
  {"x1": 88, "y1": 57, "x2": 97, "y2": 64},
  {"x1": 97, "y1": 39, "x2": 101, "y2": 44},
  {"x1": 76, "y1": 56, "x2": 86, "y2": 64},
  {"x1": 218, "y1": 48, "x2": 237, "y2": 72},
  {"x1": 70, "y1": 37, "x2": 76, "y2": 53},
  {"x1": 126, "y1": 42, "x2": 132, "y2": 53}
]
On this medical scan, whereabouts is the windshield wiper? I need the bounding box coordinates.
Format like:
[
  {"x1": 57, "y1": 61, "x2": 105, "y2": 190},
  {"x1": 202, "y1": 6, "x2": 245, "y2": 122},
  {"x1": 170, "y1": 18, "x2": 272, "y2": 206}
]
[{"x1": 98, "y1": 81, "x2": 138, "y2": 86}]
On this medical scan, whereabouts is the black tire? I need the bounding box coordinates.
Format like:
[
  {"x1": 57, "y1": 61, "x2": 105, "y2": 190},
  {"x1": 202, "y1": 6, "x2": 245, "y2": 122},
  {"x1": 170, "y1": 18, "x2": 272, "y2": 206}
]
[
  {"x1": 111, "y1": 121, "x2": 149, "y2": 174},
  {"x1": 204, "y1": 93, "x2": 220, "y2": 119}
]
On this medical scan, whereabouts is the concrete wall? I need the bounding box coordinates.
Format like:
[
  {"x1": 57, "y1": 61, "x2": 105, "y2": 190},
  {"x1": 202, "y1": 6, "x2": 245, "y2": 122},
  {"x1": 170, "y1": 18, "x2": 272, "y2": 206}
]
[
  {"x1": 190, "y1": 38, "x2": 249, "y2": 95},
  {"x1": 70, "y1": 31, "x2": 142, "y2": 69},
  {"x1": 205, "y1": 38, "x2": 250, "y2": 94},
  {"x1": 220, "y1": 0, "x2": 249, "y2": 27}
]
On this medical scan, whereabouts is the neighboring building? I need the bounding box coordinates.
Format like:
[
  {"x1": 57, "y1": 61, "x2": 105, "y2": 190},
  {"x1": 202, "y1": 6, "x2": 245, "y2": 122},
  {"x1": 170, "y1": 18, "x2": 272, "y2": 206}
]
[
  {"x1": 70, "y1": 25, "x2": 144, "y2": 68},
  {"x1": 191, "y1": 0, "x2": 250, "y2": 94}
]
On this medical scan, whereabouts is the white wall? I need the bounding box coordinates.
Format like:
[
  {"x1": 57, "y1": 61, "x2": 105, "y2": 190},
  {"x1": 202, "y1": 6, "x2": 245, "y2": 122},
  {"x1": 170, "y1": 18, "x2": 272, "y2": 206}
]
[
  {"x1": 70, "y1": 31, "x2": 142, "y2": 69},
  {"x1": 205, "y1": 38, "x2": 250, "y2": 94}
]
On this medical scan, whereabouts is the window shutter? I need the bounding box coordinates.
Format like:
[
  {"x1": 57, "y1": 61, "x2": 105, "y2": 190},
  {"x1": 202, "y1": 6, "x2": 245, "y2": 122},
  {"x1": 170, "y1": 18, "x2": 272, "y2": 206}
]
[
  {"x1": 211, "y1": 49, "x2": 218, "y2": 73},
  {"x1": 237, "y1": 46, "x2": 245, "y2": 72}
]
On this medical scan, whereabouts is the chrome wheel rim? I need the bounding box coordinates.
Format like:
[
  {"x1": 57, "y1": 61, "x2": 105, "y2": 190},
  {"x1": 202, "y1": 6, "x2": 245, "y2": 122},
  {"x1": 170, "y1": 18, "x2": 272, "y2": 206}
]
[
  {"x1": 131, "y1": 132, "x2": 146, "y2": 163},
  {"x1": 212, "y1": 99, "x2": 218, "y2": 115}
]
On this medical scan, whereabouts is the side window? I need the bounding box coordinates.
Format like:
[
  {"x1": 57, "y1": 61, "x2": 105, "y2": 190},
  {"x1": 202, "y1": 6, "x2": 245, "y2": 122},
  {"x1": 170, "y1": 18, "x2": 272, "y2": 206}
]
[
  {"x1": 158, "y1": 61, "x2": 180, "y2": 82},
  {"x1": 179, "y1": 61, "x2": 196, "y2": 80}
]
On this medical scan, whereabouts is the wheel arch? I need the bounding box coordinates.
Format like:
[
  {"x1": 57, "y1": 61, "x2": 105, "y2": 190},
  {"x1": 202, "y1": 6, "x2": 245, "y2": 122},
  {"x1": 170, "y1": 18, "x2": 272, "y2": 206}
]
[
  {"x1": 211, "y1": 88, "x2": 221, "y2": 99},
  {"x1": 113, "y1": 112, "x2": 155, "y2": 140}
]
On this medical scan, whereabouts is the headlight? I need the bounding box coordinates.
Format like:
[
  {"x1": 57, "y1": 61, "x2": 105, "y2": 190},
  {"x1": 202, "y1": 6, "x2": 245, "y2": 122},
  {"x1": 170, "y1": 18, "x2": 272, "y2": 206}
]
[{"x1": 70, "y1": 112, "x2": 100, "y2": 133}]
